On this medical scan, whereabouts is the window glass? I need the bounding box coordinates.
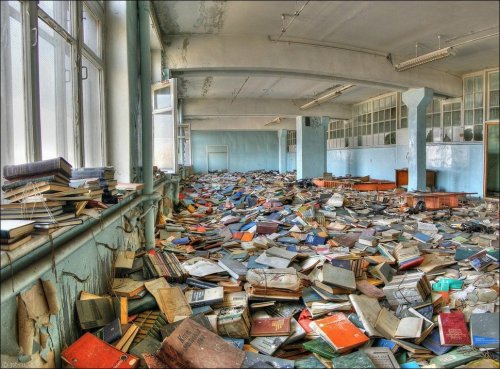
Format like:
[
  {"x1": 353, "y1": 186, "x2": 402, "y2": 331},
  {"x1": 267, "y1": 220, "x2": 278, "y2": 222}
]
[
  {"x1": 39, "y1": 1, "x2": 72, "y2": 34},
  {"x1": 489, "y1": 71, "x2": 499, "y2": 120},
  {"x1": 83, "y1": 5, "x2": 100, "y2": 57},
  {"x1": 82, "y1": 56, "x2": 103, "y2": 166},
  {"x1": 1, "y1": 1, "x2": 27, "y2": 166},
  {"x1": 38, "y1": 19, "x2": 75, "y2": 165}
]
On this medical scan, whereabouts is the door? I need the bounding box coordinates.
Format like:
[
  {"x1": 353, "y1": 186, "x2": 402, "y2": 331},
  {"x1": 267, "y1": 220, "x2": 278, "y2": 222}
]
[{"x1": 207, "y1": 145, "x2": 228, "y2": 172}]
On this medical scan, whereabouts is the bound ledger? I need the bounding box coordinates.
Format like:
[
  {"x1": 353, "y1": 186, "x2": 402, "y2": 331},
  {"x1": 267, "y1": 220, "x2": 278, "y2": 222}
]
[{"x1": 156, "y1": 318, "x2": 246, "y2": 368}]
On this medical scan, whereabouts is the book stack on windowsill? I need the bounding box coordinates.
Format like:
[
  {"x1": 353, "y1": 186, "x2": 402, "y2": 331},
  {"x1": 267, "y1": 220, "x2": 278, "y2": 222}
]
[
  {"x1": 71, "y1": 166, "x2": 118, "y2": 201},
  {"x1": 1, "y1": 157, "x2": 84, "y2": 231},
  {"x1": 0, "y1": 219, "x2": 35, "y2": 251}
]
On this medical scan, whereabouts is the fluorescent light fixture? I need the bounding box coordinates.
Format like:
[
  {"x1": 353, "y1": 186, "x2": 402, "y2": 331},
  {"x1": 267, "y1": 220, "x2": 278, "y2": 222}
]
[
  {"x1": 395, "y1": 47, "x2": 454, "y2": 72},
  {"x1": 264, "y1": 116, "x2": 282, "y2": 126},
  {"x1": 300, "y1": 84, "x2": 354, "y2": 110}
]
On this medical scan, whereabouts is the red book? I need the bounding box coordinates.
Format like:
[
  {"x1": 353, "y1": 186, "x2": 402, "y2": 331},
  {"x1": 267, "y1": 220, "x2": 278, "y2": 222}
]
[
  {"x1": 314, "y1": 312, "x2": 369, "y2": 353},
  {"x1": 399, "y1": 256, "x2": 425, "y2": 271},
  {"x1": 438, "y1": 311, "x2": 471, "y2": 346},
  {"x1": 298, "y1": 309, "x2": 314, "y2": 334},
  {"x1": 250, "y1": 317, "x2": 292, "y2": 336},
  {"x1": 61, "y1": 332, "x2": 139, "y2": 368}
]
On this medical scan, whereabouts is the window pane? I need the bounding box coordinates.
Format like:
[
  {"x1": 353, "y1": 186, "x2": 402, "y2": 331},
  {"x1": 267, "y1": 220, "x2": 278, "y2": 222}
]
[
  {"x1": 474, "y1": 92, "x2": 483, "y2": 108},
  {"x1": 443, "y1": 112, "x2": 452, "y2": 126},
  {"x1": 464, "y1": 94, "x2": 473, "y2": 109},
  {"x1": 490, "y1": 71, "x2": 499, "y2": 90},
  {"x1": 83, "y1": 5, "x2": 100, "y2": 57},
  {"x1": 464, "y1": 77, "x2": 473, "y2": 93},
  {"x1": 473, "y1": 125, "x2": 483, "y2": 141},
  {"x1": 38, "y1": 19, "x2": 75, "y2": 164},
  {"x1": 474, "y1": 109, "x2": 483, "y2": 125},
  {"x1": 38, "y1": 1, "x2": 72, "y2": 34},
  {"x1": 1, "y1": 0, "x2": 27, "y2": 166},
  {"x1": 474, "y1": 75, "x2": 483, "y2": 91},
  {"x1": 82, "y1": 56, "x2": 103, "y2": 166}
]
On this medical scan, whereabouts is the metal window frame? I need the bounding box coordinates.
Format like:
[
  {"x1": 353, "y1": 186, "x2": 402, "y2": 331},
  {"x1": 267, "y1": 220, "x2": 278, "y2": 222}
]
[
  {"x1": 3, "y1": 0, "x2": 106, "y2": 167},
  {"x1": 486, "y1": 69, "x2": 500, "y2": 121}
]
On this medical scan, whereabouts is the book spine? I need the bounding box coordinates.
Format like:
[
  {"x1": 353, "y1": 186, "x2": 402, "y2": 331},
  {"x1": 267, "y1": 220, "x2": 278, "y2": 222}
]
[{"x1": 3, "y1": 158, "x2": 70, "y2": 179}]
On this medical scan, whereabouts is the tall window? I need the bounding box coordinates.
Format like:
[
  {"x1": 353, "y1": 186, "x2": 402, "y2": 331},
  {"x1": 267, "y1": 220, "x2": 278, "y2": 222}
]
[
  {"x1": 442, "y1": 99, "x2": 462, "y2": 142},
  {"x1": 425, "y1": 99, "x2": 442, "y2": 143},
  {"x1": 1, "y1": 0, "x2": 106, "y2": 171},
  {"x1": 287, "y1": 130, "x2": 296, "y2": 153},
  {"x1": 327, "y1": 119, "x2": 347, "y2": 149},
  {"x1": 488, "y1": 71, "x2": 499, "y2": 120},
  {"x1": 1, "y1": 1, "x2": 27, "y2": 166},
  {"x1": 352, "y1": 102, "x2": 372, "y2": 147},
  {"x1": 463, "y1": 74, "x2": 484, "y2": 142},
  {"x1": 372, "y1": 94, "x2": 396, "y2": 145}
]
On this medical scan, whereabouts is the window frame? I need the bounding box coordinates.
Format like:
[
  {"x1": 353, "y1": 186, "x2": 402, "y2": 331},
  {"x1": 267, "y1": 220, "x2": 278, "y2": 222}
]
[
  {"x1": 1, "y1": 0, "x2": 106, "y2": 169},
  {"x1": 287, "y1": 130, "x2": 296, "y2": 153}
]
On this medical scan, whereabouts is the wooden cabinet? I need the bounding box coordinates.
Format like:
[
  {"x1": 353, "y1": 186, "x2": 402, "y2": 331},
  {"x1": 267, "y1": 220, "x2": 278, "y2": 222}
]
[{"x1": 395, "y1": 169, "x2": 437, "y2": 188}]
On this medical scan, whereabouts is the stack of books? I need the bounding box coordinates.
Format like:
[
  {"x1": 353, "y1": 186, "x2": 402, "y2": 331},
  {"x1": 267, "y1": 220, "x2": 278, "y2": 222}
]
[
  {"x1": 394, "y1": 241, "x2": 424, "y2": 270},
  {"x1": 0, "y1": 219, "x2": 35, "y2": 251},
  {"x1": 69, "y1": 177, "x2": 104, "y2": 202},
  {"x1": 1, "y1": 158, "x2": 84, "y2": 230},
  {"x1": 142, "y1": 250, "x2": 189, "y2": 282},
  {"x1": 71, "y1": 166, "x2": 117, "y2": 197},
  {"x1": 383, "y1": 272, "x2": 431, "y2": 307}
]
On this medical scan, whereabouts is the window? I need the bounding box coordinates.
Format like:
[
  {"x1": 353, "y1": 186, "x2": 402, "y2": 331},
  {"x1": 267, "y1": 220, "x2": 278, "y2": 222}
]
[
  {"x1": 372, "y1": 94, "x2": 396, "y2": 145},
  {"x1": 327, "y1": 119, "x2": 347, "y2": 149},
  {"x1": 400, "y1": 103, "x2": 408, "y2": 129},
  {"x1": 1, "y1": 1, "x2": 28, "y2": 166},
  {"x1": 488, "y1": 70, "x2": 499, "y2": 120},
  {"x1": 463, "y1": 74, "x2": 484, "y2": 141},
  {"x1": 352, "y1": 101, "x2": 373, "y2": 146},
  {"x1": 425, "y1": 99, "x2": 442, "y2": 143},
  {"x1": 0, "y1": 0, "x2": 106, "y2": 172},
  {"x1": 442, "y1": 99, "x2": 462, "y2": 142},
  {"x1": 287, "y1": 130, "x2": 296, "y2": 152}
]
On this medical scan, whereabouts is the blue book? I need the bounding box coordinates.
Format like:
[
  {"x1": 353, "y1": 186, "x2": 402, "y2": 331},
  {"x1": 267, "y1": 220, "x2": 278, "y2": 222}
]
[
  {"x1": 330, "y1": 259, "x2": 351, "y2": 270},
  {"x1": 302, "y1": 287, "x2": 323, "y2": 305},
  {"x1": 223, "y1": 337, "x2": 244, "y2": 350},
  {"x1": 421, "y1": 328, "x2": 453, "y2": 355},
  {"x1": 241, "y1": 222, "x2": 257, "y2": 231},
  {"x1": 413, "y1": 232, "x2": 433, "y2": 243},
  {"x1": 246, "y1": 255, "x2": 268, "y2": 269},
  {"x1": 286, "y1": 245, "x2": 297, "y2": 252},
  {"x1": 305, "y1": 234, "x2": 326, "y2": 245},
  {"x1": 267, "y1": 212, "x2": 283, "y2": 221},
  {"x1": 400, "y1": 361, "x2": 420, "y2": 368},
  {"x1": 373, "y1": 338, "x2": 399, "y2": 353},
  {"x1": 172, "y1": 237, "x2": 190, "y2": 245},
  {"x1": 294, "y1": 355, "x2": 326, "y2": 369},
  {"x1": 277, "y1": 237, "x2": 299, "y2": 244}
]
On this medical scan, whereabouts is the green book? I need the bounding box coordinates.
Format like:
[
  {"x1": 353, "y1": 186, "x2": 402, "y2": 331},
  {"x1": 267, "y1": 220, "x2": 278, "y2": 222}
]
[
  {"x1": 294, "y1": 355, "x2": 326, "y2": 369},
  {"x1": 302, "y1": 338, "x2": 339, "y2": 359},
  {"x1": 429, "y1": 346, "x2": 482, "y2": 368},
  {"x1": 331, "y1": 350, "x2": 375, "y2": 369}
]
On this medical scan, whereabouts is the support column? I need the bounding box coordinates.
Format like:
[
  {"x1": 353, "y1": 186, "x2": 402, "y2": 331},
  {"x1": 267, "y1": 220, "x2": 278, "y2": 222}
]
[
  {"x1": 402, "y1": 88, "x2": 433, "y2": 191},
  {"x1": 278, "y1": 129, "x2": 288, "y2": 173},
  {"x1": 296, "y1": 116, "x2": 326, "y2": 180},
  {"x1": 139, "y1": 1, "x2": 155, "y2": 250}
]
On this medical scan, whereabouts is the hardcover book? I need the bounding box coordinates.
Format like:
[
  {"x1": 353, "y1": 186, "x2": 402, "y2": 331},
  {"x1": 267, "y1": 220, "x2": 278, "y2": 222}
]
[
  {"x1": 3, "y1": 157, "x2": 72, "y2": 180},
  {"x1": 251, "y1": 317, "x2": 292, "y2": 337},
  {"x1": 61, "y1": 332, "x2": 139, "y2": 368},
  {"x1": 469, "y1": 312, "x2": 500, "y2": 349},
  {"x1": 330, "y1": 350, "x2": 375, "y2": 369},
  {"x1": 184, "y1": 286, "x2": 224, "y2": 307},
  {"x1": 313, "y1": 312, "x2": 369, "y2": 353},
  {"x1": 157, "y1": 318, "x2": 246, "y2": 368},
  {"x1": 438, "y1": 311, "x2": 471, "y2": 346}
]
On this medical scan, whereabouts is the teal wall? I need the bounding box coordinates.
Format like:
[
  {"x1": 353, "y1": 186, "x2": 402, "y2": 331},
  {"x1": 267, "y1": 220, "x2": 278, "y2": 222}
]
[
  {"x1": 327, "y1": 143, "x2": 484, "y2": 195},
  {"x1": 287, "y1": 152, "x2": 296, "y2": 172},
  {"x1": 191, "y1": 131, "x2": 279, "y2": 173}
]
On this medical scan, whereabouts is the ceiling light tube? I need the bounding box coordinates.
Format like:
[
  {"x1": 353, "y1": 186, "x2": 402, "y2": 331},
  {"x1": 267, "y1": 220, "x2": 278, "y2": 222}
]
[
  {"x1": 395, "y1": 47, "x2": 454, "y2": 72},
  {"x1": 300, "y1": 84, "x2": 354, "y2": 110}
]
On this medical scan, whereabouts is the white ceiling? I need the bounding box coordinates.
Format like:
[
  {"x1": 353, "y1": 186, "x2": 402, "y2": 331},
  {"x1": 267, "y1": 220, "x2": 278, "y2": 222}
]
[{"x1": 152, "y1": 1, "x2": 499, "y2": 117}]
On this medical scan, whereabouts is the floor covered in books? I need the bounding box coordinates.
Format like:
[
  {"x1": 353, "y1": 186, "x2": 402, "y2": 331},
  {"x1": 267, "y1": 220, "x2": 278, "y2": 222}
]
[{"x1": 62, "y1": 171, "x2": 499, "y2": 368}]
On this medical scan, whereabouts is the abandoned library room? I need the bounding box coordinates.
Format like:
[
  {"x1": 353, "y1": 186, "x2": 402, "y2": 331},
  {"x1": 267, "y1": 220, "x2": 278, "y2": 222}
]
[{"x1": 1, "y1": 1, "x2": 499, "y2": 368}]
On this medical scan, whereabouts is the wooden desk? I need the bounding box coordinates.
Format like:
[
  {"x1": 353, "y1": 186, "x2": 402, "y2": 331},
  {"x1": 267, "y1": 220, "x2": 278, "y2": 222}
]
[{"x1": 395, "y1": 169, "x2": 437, "y2": 188}]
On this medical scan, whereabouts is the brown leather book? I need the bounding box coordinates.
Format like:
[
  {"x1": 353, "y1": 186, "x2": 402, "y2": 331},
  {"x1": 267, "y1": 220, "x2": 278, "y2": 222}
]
[
  {"x1": 250, "y1": 317, "x2": 292, "y2": 337},
  {"x1": 157, "y1": 318, "x2": 246, "y2": 368}
]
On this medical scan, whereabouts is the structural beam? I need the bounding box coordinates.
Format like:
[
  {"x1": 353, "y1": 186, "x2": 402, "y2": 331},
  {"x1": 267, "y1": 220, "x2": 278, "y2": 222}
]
[
  {"x1": 278, "y1": 129, "x2": 288, "y2": 173},
  {"x1": 402, "y1": 87, "x2": 433, "y2": 192},
  {"x1": 165, "y1": 35, "x2": 463, "y2": 97},
  {"x1": 188, "y1": 117, "x2": 296, "y2": 131},
  {"x1": 182, "y1": 98, "x2": 352, "y2": 120}
]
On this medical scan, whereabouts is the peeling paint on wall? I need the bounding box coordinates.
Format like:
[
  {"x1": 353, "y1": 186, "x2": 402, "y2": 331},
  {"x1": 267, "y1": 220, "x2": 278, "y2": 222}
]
[
  {"x1": 181, "y1": 37, "x2": 190, "y2": 63},
  {"x1": 194, "y1": 1, "x2": 226, "y2": 33},
  {"x1": 201, "y1": 76, "x2": 214, "y2": 98}
]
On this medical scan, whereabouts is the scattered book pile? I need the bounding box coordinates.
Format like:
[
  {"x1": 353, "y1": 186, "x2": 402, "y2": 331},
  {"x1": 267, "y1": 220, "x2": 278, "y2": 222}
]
[{"x1": 55, "y1": 170, "x2": 499, "y2": 369}]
